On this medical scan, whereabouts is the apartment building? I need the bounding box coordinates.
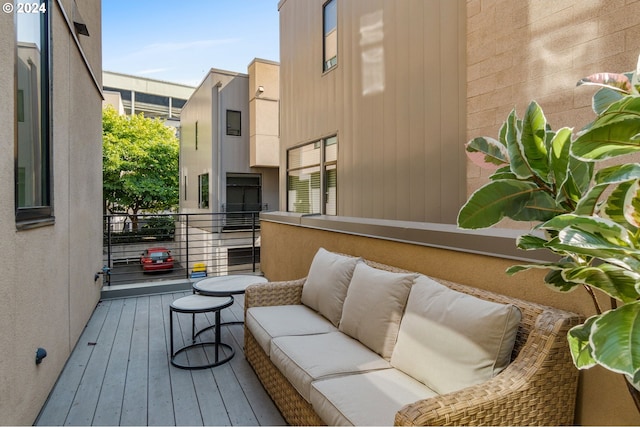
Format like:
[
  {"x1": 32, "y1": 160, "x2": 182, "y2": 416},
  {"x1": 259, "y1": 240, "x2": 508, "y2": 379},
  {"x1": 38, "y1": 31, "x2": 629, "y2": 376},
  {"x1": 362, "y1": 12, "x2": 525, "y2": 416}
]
[
  {"x1": 264, "y1": 0, "x2": 640, "y2": 424},
  {"x1": 103, "y1": 70, "x2": 194, "y2": 127},
  {"x1": 0, "y1": 0, "x2": 103, "y2": 424}
]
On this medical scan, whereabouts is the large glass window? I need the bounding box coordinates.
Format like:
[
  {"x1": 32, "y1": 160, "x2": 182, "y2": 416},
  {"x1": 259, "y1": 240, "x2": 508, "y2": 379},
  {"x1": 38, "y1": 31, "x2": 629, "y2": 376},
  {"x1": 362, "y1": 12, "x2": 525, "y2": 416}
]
[
  {"x1": 323, "y1": 0, "x2": 337, "y2": 72},
  {"x1": 15, "y1": 0, "x2": 52, "y2": 226},
  {"x1": 287, "y1": 136, "x2": 337, "y2": 215}
]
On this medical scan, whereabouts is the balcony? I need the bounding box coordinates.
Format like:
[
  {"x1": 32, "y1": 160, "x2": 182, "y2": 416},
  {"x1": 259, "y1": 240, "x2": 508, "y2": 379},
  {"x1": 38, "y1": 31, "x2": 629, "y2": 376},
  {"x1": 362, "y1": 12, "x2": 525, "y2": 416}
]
[{"x1": 35, "y1": 291, "x2": 284, "y2": 426}]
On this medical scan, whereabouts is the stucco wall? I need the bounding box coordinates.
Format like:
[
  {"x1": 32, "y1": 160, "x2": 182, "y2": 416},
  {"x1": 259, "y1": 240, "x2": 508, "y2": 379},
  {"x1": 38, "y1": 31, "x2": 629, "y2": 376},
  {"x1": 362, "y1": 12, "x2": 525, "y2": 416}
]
[
  {"x1": 0, "y1": 2, "x2": 103, "y2": 424},
  {"x1": 261, "y1": 219, "x2": 640, "y2": 425}
]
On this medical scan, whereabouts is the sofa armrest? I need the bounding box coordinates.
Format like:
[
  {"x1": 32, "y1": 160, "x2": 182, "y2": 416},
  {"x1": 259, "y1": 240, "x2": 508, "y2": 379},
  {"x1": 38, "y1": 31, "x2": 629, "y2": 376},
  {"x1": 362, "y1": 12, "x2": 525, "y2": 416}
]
[
  {"x1": 394, "y1": 309, "x2": 582, "y2": 426},
  {"x1": 244, "y1": 278, "x2": 306, "y2": 310}
]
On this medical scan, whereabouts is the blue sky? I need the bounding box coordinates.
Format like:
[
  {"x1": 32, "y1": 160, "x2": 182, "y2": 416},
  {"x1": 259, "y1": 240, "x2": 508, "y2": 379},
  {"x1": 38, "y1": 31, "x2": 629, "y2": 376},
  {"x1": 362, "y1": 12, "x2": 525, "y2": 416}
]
[{"x1": 102, "y1": 0, "x2": 280, "y2": 87}]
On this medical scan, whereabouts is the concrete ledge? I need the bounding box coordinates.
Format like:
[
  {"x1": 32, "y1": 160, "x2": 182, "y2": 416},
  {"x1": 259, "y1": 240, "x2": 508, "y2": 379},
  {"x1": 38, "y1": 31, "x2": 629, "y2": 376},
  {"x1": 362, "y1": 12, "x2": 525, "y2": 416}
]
[
  {"x1": 101, "y1": 278, "x2": 194, "y2": 300},
  {"x1": 259, "y1": 211, "x2": 556, "y2": 263}
]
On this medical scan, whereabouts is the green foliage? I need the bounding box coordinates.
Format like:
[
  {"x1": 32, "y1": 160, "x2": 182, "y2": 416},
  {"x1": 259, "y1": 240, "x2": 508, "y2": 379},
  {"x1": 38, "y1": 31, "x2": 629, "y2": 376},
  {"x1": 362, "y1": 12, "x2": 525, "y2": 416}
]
[
  {"x1": 103, "y1": 106, "x2": 179, "y2": 215},
  {"x1": 458, "y1": 54, "x2": 640, "y2": 387}
]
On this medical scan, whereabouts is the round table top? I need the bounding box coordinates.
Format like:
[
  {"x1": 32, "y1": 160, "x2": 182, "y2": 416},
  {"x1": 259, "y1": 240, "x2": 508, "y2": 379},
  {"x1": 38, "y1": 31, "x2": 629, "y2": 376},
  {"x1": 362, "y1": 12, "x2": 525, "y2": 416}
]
[
  {"x1": 193, "y1": 274, "x2": 268, "y2": 296},
  {"x1": 170, "y1": 294, "x2": 234, "y2": 312}
]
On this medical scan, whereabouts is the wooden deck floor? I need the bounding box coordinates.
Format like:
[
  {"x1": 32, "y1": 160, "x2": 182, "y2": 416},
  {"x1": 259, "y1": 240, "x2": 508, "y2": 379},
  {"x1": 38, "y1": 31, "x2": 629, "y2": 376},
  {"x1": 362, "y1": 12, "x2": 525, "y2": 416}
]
[{"x1": 35, "y1": 291, "x2": 286, "y2": 426}]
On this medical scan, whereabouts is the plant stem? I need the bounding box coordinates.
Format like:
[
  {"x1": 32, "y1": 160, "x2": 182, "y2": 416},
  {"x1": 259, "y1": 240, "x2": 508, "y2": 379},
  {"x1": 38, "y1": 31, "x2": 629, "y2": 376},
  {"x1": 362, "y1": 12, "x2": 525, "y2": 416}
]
[
  {"x1": 625, "y1": 376, "x2": 640, "y2": 413},
  {"x1": 584, "y1": 285, "x2": 602, "y2": 315}
]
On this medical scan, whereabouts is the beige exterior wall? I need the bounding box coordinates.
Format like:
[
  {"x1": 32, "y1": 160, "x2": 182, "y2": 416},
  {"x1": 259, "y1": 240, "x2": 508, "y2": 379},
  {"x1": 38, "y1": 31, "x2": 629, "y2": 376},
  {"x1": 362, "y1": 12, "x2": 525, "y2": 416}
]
[
  {"x1": 0, "y1": 1, "x2": 103, "y2": 425},
  {"x1": 467, "y1": 0, "x2": 640, "y2": 199},
  {"x1": 278, "y1": 0, "x2": 467, "y2": 223},
  {"x1": 249, "y1": 58, "x2": 280, "y2": 167},
  {"x1": 180, "y1": 68, "x2": 279, "y2": 213}
]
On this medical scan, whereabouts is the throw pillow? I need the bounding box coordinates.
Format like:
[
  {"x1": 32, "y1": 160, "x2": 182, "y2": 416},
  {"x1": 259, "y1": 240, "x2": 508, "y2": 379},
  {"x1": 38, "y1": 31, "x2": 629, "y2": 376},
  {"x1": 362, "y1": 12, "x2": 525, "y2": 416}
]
[
  {"x1": 339, "y1": 262, "x2": 416, "y2": 360},
  {"x1": 390, "y1": 275, "x2": 522, "y2": 394},
  {"x1": 301, "y1": 248, "x2": 361, "y2": 326}
]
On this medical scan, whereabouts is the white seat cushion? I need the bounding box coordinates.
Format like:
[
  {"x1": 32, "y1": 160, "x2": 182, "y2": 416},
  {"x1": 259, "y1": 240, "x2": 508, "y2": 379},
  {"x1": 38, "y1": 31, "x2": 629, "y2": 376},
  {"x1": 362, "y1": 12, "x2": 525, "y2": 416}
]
[
  {"x1": 339, "y1": 262, "x2": 416, "y2": 360},
  {"x1": 246, "y1": 305, "x2": 337, "y2": 355},
  {"x1": 270, "y1": 332, "x2": 391, "y2": 402},
  {"x1": 310, "y1": 369, "x2": 438, "y2": 426},
  {"x1": 301, "y1": 248, "x2": 361, "y2": 326},
  {"x1": 391, "y1": 275, "x2": 522, "y2": 395}
]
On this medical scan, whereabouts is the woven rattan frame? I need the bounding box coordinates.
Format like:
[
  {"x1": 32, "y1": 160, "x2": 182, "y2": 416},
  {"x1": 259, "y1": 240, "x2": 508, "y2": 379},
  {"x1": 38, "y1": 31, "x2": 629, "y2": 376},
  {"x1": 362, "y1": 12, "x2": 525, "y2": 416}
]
[{"x1": 244, "y1": 259, "x2": 583, "y2": 426}]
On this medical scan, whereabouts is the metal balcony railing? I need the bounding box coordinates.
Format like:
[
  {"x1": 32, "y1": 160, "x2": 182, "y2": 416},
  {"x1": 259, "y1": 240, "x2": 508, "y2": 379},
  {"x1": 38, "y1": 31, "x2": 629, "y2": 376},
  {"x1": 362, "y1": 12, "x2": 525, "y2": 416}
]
[{"x1": 102, "y1": 212, "x2": 261, "y2": 286}]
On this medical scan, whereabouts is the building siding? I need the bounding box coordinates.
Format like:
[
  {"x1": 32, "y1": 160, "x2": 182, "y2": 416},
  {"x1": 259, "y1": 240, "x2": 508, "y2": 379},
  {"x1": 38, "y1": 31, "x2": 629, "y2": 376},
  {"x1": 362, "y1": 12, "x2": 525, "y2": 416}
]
[
  {"x1": 278, "y1": 0, "x2": 467, "y2": 223},
  {"x1": 0, "y1": 2, "x2": 103, "y2": 424}
]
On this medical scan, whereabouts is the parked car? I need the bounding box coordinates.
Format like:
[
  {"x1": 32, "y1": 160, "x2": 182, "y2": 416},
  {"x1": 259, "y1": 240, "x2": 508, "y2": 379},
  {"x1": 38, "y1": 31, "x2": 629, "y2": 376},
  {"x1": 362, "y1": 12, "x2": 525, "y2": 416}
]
[{"x1": 140, "y1": 247, "x2": 174, "y2": 272}]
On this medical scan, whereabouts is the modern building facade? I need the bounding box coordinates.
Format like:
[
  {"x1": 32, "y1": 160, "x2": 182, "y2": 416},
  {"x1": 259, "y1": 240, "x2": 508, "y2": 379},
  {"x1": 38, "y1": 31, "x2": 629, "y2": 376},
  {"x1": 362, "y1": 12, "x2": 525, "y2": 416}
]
[
  {"x1": 1, "y1": 0, "x2": 103, "y2": 424},
  {"x1": 264, "y1": 0, "x2": 640, "y2": 424},
  {"x1": 179, "y1": 59, "x2": 279, "y2": 274},
  {"x1": 103, "y1": 71, "x2": 194, "y2": 127},
  {"x1": 180, "y1": 59, "x2": 280, "y2": 216},
  {"x1": 279, "y1": 0, "x2": 466, "y2": 223}
]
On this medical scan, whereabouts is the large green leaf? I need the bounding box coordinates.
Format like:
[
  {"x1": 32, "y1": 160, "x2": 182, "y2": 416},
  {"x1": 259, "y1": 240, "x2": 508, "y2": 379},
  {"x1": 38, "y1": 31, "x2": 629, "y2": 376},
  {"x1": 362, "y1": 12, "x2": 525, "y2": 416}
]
[
  {"x1": 505, "y1": 110, "x2": 532, "y2": 179},
  {"x1": 577, "y1": 163, "x2": 640, "y2": 215},
  {"x1": 572, "y1": 97, "x2": 640, "y2": 161},
  {"x1": 457, "y1": 180, "x2": 557, "y2": 229},
  {"x1": 465, "y1": 137, "x2": 509, "y2": 170},
  {"x1": 590, "y1": 302, "x2": 640, "y2": 383},
  {"x1": 562, "y1": 264, "x2": 640, "y2": 303},
  {"x1": 623, "y1": 179, "x2": 640, "y2": 228},
  {"x1": 568, "y1": 316, "x2": 598, "y2": 369},
  {"x1": 592, "y1": 87, "x2": 625, "y2": 115},
  {"x1": 510, "y1": 189, "x2": 562, "y2": 222},
  {"x1": 549, "y1": 127, "x2": 572, "y2": 198},
  {"x1": 542, "y1": 214, "x2": 633, "y2": 247},
  {"x1": 601, "y1": 181, "x2": 635, "y2": 228},
  {"x1": 519, "y1": 101, "x2": 550, "y2": 180}
]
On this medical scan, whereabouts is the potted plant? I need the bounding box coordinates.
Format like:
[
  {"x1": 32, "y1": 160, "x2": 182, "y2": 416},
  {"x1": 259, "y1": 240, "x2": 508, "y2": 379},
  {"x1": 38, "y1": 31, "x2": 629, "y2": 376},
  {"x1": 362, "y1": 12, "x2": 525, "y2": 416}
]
[{"x1": 457, "y1": 54, "x2": 640, "y2": 410}]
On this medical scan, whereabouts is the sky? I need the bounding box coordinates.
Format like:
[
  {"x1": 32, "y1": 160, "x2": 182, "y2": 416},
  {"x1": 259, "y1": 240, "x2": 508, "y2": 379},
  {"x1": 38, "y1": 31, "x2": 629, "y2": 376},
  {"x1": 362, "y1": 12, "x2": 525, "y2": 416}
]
[{"x1": 102, "y1": 0, "x2": 280, "y2": 87}]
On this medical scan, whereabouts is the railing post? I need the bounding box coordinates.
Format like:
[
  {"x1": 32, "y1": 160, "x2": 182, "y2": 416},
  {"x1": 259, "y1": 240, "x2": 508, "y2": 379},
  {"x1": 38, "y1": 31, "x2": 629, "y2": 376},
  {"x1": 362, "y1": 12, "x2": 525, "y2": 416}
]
[
  {"x1": 106, "y1": 215, "x2": 112, "y2": 286},
  {"x1": 185, "y1": 213, "x2": 190, "y2": 280},
  {"x1": 252, "y1": 211, "x2": 257, "y2": 273}
]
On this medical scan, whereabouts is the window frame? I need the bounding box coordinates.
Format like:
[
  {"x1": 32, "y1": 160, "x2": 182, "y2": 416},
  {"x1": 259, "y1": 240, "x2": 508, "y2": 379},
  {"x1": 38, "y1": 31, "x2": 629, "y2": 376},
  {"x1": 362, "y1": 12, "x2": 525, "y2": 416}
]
[
  {"x1": 198, "y1": 173, "x2": 209, "y2": 209},
  {"x1": 323, "y1": 0, "x2": 338, "y2": 72},
  {"x1": 14, "y1": 0, "x2": 54, "y2": 229},
  {"x1": 286, "y1": 136, "x2": 337, "y2": 215},
  {"x1": 226, "y1": 109, "x2": 241, "y2": 136}
]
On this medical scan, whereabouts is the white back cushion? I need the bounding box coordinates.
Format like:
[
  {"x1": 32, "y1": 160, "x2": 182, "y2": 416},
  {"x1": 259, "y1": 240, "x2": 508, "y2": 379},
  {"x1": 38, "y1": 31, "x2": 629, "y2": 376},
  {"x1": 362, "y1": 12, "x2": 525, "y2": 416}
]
[
  {"x1": 301, "y1": 248, "x2": 360, "y2": 326},
  {"x1": 391, "y1": 275, "x2": 522, "y2": 394},
  {"x1": 339, "y1": 262, "x2": 416, "y2": 360}
]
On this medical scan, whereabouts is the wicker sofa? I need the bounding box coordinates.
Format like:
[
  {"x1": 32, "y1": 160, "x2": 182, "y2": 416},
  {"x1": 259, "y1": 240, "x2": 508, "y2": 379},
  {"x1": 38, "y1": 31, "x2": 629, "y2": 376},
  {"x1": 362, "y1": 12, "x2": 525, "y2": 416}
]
[{"x1": 244, "y1": 249, "x2": 582, "y2": 426}]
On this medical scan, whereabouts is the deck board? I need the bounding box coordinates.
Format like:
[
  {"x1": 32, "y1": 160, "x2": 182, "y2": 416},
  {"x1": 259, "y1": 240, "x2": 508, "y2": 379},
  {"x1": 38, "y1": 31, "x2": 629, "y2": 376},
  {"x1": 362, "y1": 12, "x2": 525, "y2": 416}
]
[{"x1": 35, "y1": 290, "x2": 285, "y2": 426}]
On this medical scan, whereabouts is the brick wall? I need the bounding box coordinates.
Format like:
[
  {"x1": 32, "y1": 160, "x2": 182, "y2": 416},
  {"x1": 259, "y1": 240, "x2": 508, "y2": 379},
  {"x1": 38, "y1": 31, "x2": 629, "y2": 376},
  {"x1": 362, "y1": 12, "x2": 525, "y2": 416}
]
[{"x1": 466, "y1": 0, "x2": 640, "y2": 197}]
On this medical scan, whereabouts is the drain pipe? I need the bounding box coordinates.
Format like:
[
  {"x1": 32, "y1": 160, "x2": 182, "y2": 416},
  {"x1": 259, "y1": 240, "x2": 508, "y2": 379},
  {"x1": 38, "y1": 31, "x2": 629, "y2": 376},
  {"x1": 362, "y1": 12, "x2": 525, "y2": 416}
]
[{"x1": 214, "y1": 80, "x2": 222, "y2": 236}]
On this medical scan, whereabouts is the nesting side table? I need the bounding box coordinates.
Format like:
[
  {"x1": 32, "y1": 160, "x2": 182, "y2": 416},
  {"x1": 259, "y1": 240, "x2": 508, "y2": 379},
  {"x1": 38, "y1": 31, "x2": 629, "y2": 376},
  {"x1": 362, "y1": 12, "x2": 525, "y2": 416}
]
[
  {"x1": 193, "y1": 275, "x2": 268, "y2": 326},
  {"x1": 169, "y1": 294, "x2": 234, "y2": 370}
]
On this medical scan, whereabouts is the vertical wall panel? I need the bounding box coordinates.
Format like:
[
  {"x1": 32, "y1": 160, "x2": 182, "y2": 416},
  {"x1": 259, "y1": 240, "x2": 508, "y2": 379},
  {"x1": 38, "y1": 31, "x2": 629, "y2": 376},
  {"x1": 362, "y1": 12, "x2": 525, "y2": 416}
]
[{"x1": 279, "y1": 0, "x2": 466, "y2": 223}]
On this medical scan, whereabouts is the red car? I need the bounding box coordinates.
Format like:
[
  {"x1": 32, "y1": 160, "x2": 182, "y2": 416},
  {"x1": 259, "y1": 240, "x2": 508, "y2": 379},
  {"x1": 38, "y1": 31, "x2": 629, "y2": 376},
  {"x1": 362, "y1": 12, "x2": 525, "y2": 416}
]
[{"x1": 140, "y1": 247, "x2": 174, "y2": 272}]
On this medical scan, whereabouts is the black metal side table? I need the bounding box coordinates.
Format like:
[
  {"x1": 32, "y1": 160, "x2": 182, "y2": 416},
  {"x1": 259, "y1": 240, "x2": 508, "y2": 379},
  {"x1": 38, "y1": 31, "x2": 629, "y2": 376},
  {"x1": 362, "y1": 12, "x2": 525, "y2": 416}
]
[{"x1": 169, "y1": 294, "x2": 234, "y2": 370}]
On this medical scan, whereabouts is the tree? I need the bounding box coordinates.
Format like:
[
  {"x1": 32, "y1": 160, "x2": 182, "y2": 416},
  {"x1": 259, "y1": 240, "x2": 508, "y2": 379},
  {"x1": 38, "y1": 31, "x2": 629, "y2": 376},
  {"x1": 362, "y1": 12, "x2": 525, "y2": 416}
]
[{"x1": 102, "y1": 106, "x2": 179, "y2": 228}]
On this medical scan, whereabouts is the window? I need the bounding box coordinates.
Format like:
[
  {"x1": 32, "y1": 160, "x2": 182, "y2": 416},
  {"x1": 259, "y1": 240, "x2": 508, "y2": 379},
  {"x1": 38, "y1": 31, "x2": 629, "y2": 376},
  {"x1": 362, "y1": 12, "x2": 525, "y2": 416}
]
[
  {"x1": 226, "y1": 110, "x2": 241, "y2": 136},
  {"x1": 287, "y1": 136, "x2": 337, "y2": 215},
  {"x1": 15, "y1": 0, "x2": 52, "y2": 226},
  {"x1": 225, "y1": 173, "x2": 262, "y2": 230},
  {"x1": 198, "y1": 173, "x2": 209, "y2": 209},
  {"x1": 323, "y1": 0, "x2": 337, "y2": 71}
]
